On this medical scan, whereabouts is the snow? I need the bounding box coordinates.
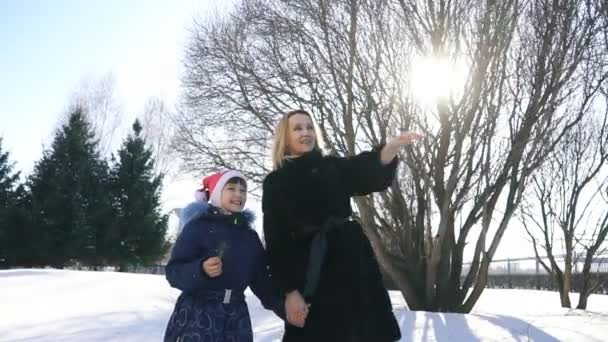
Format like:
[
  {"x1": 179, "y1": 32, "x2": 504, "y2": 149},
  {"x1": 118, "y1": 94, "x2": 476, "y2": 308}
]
[{"x1": 1, "y1": 269, "x2": 607, "y2": 341}]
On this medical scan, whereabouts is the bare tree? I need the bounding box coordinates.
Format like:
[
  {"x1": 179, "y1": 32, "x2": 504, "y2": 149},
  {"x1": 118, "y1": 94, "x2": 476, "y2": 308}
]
[
  {"x1": 69, "y1": 73, "x2": 123, "y2": 156},
  {"x1": 577, "y1": 188, "x2": 608, "y2": 309},
  {"x1": 576, "y1": 201, "x2": 608, "y2": 308},
  {"x1": 140, "y1": 96, "x2": 176, "y2": 177},
  {"x1": 175, "y1": 0, "x2": 607, "y2": 311},
  {"x1": 521, "y1": 6, "x2": 608, "y2": 310},
  {"x1": 520, "y1": 113, "x2": 608, "y2": 309}
]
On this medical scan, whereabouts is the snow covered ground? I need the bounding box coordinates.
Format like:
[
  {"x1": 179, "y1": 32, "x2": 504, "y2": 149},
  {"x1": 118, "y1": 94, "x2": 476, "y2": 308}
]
[{"x1": 1, "y1": 269, "x2": 606, "y2": 341}]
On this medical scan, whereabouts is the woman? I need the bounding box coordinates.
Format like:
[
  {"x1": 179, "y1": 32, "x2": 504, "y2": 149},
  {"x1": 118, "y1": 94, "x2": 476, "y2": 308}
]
[{"x1": 262, "y1": 109, "x2": 422, "y2": 341}]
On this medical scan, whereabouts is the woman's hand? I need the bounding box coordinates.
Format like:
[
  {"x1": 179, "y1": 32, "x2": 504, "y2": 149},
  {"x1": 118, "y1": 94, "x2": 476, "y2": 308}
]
[
  {"x1": 285, "y1": 290, "x2": 309, "y2": 327},
  {"x1": 381, "y1": 131, "x2": 424, "y2": 165}
]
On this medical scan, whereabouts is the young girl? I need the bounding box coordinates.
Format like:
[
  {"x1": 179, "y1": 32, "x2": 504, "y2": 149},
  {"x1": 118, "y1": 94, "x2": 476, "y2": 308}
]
[{"x1": 164, "y1": 170, "x2": 285, "y2": 342}]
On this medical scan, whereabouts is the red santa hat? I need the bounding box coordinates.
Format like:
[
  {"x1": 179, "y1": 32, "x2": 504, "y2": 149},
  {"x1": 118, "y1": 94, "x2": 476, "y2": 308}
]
[{"x1": 194, "y1": 170, "x2": 247, "y2": 208}]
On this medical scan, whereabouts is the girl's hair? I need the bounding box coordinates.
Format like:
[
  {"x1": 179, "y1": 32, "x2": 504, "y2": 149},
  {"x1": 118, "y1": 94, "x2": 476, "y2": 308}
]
[
  {"x1": 225, "y1": 176, "x2": 247, "y2": 189},
  {"x1": 271, "y1": 109, "x2": 323, "y2": 170}
]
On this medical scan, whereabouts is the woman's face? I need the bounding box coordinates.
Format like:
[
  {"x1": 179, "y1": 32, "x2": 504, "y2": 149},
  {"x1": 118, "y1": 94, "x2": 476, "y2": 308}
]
[{"x1": 287, "y1": 113, "x2": 316, "y2": 157}]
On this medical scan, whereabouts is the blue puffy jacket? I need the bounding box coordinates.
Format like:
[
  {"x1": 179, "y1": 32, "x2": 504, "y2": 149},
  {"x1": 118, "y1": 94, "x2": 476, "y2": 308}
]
[{"x1": 164, "y1": 202, "x2": 285, "y2": 342}]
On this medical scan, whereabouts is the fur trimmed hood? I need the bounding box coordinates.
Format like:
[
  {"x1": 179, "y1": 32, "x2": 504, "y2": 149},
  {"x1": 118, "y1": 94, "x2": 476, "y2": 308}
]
[{"x1": 180, "y1": 201, "x2": 255, "y2": 229}]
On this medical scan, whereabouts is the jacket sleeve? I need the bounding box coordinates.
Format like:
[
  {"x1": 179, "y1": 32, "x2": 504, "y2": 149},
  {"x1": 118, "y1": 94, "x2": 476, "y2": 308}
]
[
  {"x1": 165, "y1": 221, "x2": 214, "y2": 292},
  {"x1": 334, "y1": 145, "x2": 399, "y2": 196},
  {"x1": 249, "y1": 232, "x2": 286, "y2": 320},
  {"x1": 262, "y1": 172, "x2": 300, "y2": 295}
]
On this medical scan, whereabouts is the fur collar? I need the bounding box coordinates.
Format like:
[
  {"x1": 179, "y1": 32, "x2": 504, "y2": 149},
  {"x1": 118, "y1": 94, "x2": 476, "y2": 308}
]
[
  {"x1": 181, "y1": 201, "x2": 255, "y2": 228},
  {"x1": 283, "y1": 149, "x2": 323, "y2": 171}
]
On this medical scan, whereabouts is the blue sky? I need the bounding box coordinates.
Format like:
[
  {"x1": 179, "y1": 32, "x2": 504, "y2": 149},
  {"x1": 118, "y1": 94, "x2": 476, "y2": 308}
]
[{"x1": 0, "y1": 0, "x2": 232, "y2": 175}]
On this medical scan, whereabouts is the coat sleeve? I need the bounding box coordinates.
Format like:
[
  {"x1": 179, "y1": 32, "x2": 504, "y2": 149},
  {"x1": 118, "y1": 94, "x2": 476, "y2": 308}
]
[
  {"x1": 333, "y1": 145, "x2": 399, "y2": 196},
  {"x1": 262, "y1": 172, "x2": 300, "y2": 295},
  {"x1": 249, "y1": 232, "x2": 286, "y2": 320},
  {"x1": 165, "y1": 221, "x2": 214, "y2": 292}
]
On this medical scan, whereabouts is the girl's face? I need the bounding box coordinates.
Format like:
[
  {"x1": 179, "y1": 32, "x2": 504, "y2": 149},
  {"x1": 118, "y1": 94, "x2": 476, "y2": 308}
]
[
  {"x1": 287, "y1": 113, "x2": 316, "y2": 157},
  {"x1": 220, "y1": 182, "x2": 247, "y2": 213}
]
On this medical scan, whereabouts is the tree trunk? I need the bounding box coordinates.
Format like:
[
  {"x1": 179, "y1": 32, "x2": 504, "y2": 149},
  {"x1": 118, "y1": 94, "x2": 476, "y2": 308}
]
[
  {"x1": 555, "y1": 271, "x2": 572, "y2": 308},
  {"x1": 576, "y1": 276, "x2": 607, "y2": 310},
  {"x1": 576, "y1": 289, "x2": 589, "y2": 310},
  {"x1": 460, "y1": 254, "x2": 493, "y2": 313},
  {"x1": 354, "y1": 197, "x2": 425, "y2": 310},
  {"x1": 577, "y1": 249, "x2": 599, "y2": 310}
]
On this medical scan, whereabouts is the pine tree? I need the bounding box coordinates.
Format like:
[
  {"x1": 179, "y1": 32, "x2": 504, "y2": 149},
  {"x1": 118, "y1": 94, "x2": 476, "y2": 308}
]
[
  {"x1": 28, "y1": 108, "x2": 112, "y2": 267},
  {"x1": 109, "y1": 120, "x2": 168, "y2": 270},
  {"x1": 0, "y1": 138, "x2": 22, "y2": 267},
  {"x1": 0, "y1": 138, "x2": 20, "y2": 211},
  {"x1": 0, "y1": 140, "x2": 42, "y2": 267}
]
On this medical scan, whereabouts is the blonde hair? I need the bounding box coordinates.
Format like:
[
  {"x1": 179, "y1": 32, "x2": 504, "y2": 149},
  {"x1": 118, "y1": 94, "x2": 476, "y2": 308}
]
[{"x1": 271, "y1": 110, "x2": 323, "y2": 170}]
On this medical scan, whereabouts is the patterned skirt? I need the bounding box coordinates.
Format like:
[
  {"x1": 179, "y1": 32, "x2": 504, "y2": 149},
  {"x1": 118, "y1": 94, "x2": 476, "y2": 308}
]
[{"x1": 164, "y1": 291, "x2": 252, "y2": 342}]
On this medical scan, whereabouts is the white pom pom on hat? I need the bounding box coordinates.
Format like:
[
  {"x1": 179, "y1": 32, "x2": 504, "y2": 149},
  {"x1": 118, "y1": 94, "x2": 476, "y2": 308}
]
[{"x1": 193, "y1": 189, "x2": 208, "y2": 203}]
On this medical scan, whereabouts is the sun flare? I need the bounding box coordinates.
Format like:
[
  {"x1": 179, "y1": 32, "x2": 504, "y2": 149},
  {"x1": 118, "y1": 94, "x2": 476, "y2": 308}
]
[{"x1": 410, "y1": 55, "x2": 469, "y2": 105}]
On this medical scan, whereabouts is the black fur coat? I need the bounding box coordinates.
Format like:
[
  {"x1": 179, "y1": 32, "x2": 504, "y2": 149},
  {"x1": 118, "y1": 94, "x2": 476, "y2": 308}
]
[{"x1": 262, "y1": 148, "x2": 401, "y2": 342}]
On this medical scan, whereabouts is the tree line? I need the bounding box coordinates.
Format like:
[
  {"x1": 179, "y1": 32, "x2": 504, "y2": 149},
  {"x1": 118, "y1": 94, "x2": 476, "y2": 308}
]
[{"x1": 0, "y1": 107, "x2": 169, "y2": 271}]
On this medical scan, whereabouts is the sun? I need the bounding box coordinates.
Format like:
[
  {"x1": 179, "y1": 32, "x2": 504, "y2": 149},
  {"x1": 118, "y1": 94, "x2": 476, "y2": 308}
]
[{"x1": 410, "y1": 55, "x2": 468, "y2": 106}]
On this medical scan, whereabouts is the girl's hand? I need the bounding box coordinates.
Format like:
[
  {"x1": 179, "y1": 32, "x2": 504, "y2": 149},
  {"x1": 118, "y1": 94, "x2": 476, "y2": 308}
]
[{"x1": 202, "y1": 257, "x2": 223, "y2": 277}]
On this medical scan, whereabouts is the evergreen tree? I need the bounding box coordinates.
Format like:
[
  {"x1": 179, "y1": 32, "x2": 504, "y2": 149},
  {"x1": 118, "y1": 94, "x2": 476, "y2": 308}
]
[
  {"x1": 0, "y1": 138, "x2": 22, "y2": 267},
  {"x1": 0, "y1": 139, "x2": 20, "y2": 206},
  {"x1": 109, "y1": 120, "x2": 168, "y2": 270},
  {"x1": 28, "y1": 107, "x2": 112, "y2": 267},
  {"x1": 0, "y1": 140, "x2": 42, "y2": 268}
]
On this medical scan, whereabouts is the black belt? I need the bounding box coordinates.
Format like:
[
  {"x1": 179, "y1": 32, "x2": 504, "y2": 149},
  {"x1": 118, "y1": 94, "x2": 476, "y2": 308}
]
[
  {"x1": 196, "y1": 289, "x2": 245, "y2": 304},
  {"x1": 303, "y1": 216, "x2": 352, "y2": 298}
]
